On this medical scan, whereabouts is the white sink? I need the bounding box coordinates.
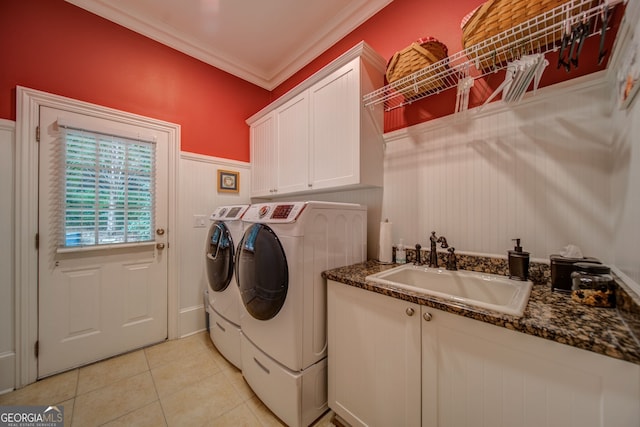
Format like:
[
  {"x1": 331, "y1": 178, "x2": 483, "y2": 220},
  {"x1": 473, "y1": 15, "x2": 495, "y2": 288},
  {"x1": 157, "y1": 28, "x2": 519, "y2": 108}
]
[{"x1": 366, "y1": 264, "x2": 532, "y2": 317}]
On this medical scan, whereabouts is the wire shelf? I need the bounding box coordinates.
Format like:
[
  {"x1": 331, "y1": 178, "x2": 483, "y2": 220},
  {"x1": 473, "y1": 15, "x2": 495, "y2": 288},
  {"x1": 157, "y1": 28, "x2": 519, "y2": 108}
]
[{"x1": 363, "y1": 0, "x2": 624, "y2": 111}]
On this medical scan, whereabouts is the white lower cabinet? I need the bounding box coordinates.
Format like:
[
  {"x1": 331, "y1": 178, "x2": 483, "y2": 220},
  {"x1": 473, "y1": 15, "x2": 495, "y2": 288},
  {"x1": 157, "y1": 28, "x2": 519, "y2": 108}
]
[
  {"x1": 421, "y1": 307, "x2": 640, "y2": 427},
  {"x1": 327, "y1": 280, "x2": 421, "y2": 427},
  {"x1": 327, "y1": 280, "x2": 640, "y2": 427}
]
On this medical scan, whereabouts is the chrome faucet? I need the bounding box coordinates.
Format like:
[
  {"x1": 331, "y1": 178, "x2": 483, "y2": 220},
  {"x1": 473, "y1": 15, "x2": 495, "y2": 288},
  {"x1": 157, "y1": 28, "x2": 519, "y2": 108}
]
[{"x1": 429, "y1": 231, "x2": 448, "y2": 268}]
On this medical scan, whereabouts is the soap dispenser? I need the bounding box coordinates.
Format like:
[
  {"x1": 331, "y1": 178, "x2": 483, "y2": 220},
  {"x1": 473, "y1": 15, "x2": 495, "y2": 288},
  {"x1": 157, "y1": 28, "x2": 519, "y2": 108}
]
[
  {"x1": 508, "y1": 238, "x2": 530, "y2": 281},
  {"x1": 396, "y1": 239, "x2": 406, "y2": 264}
]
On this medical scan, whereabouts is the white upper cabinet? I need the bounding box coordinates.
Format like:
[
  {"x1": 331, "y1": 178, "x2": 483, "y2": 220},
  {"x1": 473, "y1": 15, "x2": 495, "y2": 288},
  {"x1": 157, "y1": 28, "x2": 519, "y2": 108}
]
[
  {"x1": 250, "y1": 114, "x2": 276, "y2": 195},
  {"x1": 249, "y1": 113, "x2": 276, "y2": 197},
  {"x1": 275, "y1": 91, "x2": 310, "y2": 195},
  {"x1": 309, "y1": 58, "x2": 359, "y2": 191},
  {"x1": 247, "y1": 42, "x2": 385, "y2": 198},
  {"x1": 249, "y1": 91, "x2": 309, "y2": 197}
]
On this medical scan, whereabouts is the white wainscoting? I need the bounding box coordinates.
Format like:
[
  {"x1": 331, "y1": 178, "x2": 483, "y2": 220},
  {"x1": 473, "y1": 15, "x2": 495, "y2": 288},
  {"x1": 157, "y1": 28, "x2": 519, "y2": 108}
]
[
  {"x1": 380, "y1": 73, "x2": 615, "y2": 263},
  {"x1": 271, "y1": 74, "x2": 622, "y2": 268},
  {"x1": 0, "y1": 119, "x2": 15, "y2": 393},
  {"x1": 611, "y1": 0, "x2": 640, "y2": 289},
  {"x1": 612, "y1": 84, "x2": 640, "y2": 287},
  {"x1": 178, "y1": 152, "x2": 251, "y2": 337}
]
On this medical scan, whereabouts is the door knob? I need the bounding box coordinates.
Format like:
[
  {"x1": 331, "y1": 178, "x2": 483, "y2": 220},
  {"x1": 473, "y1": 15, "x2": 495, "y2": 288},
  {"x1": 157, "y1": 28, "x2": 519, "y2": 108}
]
[
  {"x1": 406, "y1": 307, "x2": 415, "y2": 316},
  {"x1": 156, "y1": 243, "x2": 165, "y2": 250},
  {"x1": 156, "y1": 228, "x2": 165, "y2": 235},
  {"x1": 423, "y1": 312, "x2": 432, "y2": 322}
]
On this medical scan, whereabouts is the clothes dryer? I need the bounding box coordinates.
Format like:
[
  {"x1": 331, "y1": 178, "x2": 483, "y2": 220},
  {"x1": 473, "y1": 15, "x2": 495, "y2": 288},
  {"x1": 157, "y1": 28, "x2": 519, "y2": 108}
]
[
  {"x1": 205, "y1": 204, "x2": 249, "y2": 369},
  {"x1": 235, "y1": 201, "x2": 367, "y2": 427}
]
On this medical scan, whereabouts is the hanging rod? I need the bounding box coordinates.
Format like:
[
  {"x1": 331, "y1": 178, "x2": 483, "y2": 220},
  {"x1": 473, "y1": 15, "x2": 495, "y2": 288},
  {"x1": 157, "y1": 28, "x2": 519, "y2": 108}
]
[{"x1": 363, "y1": 0, "x2": 625, "y2": 111}]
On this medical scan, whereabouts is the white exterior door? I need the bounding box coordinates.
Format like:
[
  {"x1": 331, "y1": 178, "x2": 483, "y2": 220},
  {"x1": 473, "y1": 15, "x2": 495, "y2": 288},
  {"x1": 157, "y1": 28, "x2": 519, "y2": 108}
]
[{"x1": 37, "y1": 106, "x2": 169, "y2": 377}]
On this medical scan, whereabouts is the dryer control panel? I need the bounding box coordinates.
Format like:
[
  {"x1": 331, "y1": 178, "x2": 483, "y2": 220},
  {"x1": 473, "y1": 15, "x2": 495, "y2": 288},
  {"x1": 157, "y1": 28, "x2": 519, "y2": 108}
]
[
  {"x1": 209, "y1": 204, "x2": 250, "y2": 221},
  {"x1": 243, "y1": 202, "x2": 306, "y2": 223}
]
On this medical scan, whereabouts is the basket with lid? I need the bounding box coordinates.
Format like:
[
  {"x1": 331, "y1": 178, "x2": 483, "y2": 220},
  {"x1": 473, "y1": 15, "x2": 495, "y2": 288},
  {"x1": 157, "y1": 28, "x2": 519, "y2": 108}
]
[
  {"x1": 385, "y1": 37, "x2": 450, "y2": 98},
  {"x1": 462, "y1": 0, "x2": 597, "y2": 71}
]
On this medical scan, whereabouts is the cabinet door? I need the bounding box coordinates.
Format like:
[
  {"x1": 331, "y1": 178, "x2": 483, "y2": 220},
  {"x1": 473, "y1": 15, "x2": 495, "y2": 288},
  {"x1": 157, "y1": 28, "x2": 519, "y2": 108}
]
[
  {"x1": 309, "y1": 59, "x2": 359, "y2": 190},
  {"x1": 421, "y1": 307, "x2": 640, "y2": 427},
  {"x1": 275, "y1": 91, "x2": 309, "y2": 195},
  {"x1": 250, "y1": 113, "x2": 275, "y2": 197},
  {"x1": 328, "y1": 281, "x2": 421, "y2": 427}
]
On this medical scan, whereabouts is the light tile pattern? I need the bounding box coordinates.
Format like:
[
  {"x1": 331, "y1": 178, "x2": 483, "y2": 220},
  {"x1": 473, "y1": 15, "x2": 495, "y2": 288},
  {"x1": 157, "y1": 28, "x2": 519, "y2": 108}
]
[{"x1": 0, "y1": 332, "x2": 335, "y2": 427}]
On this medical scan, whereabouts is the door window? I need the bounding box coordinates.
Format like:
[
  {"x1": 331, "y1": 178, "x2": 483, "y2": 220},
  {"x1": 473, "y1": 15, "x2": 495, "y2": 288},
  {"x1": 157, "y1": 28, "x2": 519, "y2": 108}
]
[{"x1": 59, "y1": 126, "x2": 156, "y2": 249}]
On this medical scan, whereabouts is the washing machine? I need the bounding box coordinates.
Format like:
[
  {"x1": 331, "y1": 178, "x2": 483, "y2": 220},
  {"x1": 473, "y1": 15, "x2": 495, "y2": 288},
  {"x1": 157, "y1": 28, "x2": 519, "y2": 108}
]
[
  {"x1": 235, "y1": 201, "x2": 367, "y2": 427},
  {"x1": 205, "y1": 204, "x2": 250, "y2": 369}
]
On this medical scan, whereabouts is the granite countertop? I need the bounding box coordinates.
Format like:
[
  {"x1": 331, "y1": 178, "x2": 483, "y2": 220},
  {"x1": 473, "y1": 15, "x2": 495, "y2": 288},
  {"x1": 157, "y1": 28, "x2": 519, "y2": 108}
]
[{"x1": 322, "y1": 259, "x2": 640, "y2": 366}]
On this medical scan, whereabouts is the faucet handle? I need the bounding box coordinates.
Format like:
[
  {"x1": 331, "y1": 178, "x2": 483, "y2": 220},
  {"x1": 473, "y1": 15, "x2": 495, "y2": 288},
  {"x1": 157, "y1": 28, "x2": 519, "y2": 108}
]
[
  {"x1": 414, "y1": 243, "x2": 422, "y2": 265},
  {"x1": 437, "y1": 236, "x2": 448, "y2": 248},
  {"x1": 446, "y1": 247, "x2": 457, "y2": 271}
]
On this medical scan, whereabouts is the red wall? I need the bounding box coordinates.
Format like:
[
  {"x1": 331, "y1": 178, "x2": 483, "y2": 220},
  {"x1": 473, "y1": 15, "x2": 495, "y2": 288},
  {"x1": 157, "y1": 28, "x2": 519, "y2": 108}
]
[
  {"x1": 274, "y1": 0, "x2": 621, "y2": 132},
  {"x1": 0, "y1": 0, "x2": 270, "y2": 161},
  {"x1": 1, "y1": 0, "x2": 622, "y2": 159}
]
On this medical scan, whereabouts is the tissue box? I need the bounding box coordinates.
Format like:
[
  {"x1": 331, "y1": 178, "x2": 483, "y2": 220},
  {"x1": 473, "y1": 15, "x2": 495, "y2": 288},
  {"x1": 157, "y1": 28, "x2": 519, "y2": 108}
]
[{"x1": 550, "y1": 255, "x2": 601, "y2": 292}]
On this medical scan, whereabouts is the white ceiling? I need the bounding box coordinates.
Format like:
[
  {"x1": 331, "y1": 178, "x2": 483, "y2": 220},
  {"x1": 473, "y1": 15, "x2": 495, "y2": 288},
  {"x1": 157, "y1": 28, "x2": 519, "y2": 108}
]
[{"x1": 66, "y1": 0, "x2": 392, "y2": 90}]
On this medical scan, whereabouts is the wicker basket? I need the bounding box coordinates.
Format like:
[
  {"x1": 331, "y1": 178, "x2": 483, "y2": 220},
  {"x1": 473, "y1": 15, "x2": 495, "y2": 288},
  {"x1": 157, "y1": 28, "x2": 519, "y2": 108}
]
[
  {"x1": 386, "y1": 37, "x2": 450, "y2": 97},
  {"x1": 462, "y1": 0, "x2": 595, "y2": 71}
]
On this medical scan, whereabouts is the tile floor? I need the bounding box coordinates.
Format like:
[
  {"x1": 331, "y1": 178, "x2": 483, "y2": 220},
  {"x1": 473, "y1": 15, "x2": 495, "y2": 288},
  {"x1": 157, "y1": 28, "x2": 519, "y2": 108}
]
[{"x1": 0, "y1": 331, "x2": 335, "y2": 427}]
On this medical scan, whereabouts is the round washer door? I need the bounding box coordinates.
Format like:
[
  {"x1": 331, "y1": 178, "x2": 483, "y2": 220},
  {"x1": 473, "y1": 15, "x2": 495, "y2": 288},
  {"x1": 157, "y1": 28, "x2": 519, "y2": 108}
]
[
  {"x1": 205, "y1": 221, "x2": 234, "y2": 292},
  {"x1": 235, "y1": 223, "x2": 288, "y2": 321}
]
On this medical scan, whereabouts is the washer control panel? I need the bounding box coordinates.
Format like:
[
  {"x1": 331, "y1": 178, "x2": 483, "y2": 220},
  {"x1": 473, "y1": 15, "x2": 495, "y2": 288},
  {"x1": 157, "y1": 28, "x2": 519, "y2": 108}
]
[{"x1": 243, "y1": 202, "x2": 306, "y2": 223}]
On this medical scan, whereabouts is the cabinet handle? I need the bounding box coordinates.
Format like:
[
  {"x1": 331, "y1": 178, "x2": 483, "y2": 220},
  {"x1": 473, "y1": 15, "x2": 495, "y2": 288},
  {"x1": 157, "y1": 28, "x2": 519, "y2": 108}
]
[
  {"x1": 423, "y1": 312, "x2": 433, "y2": 322},
  {"x1": 406, "y1": 307, "x2": 415, "y2": 316}
]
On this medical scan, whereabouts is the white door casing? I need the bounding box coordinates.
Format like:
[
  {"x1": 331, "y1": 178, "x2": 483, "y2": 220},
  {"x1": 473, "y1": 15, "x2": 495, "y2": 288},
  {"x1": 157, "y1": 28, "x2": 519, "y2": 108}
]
[
  {"x1": 15, "y1": 87, "x2": 180, "y2": 386},
  {"x1": 37, "y1": 106, "x2": 168, "y2": 377}
]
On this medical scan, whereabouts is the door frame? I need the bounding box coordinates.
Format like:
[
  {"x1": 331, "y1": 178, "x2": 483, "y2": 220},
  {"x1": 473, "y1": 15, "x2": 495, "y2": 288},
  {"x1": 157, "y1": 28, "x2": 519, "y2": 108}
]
[{"x1": 14, "y1": 86, "x2": 181, "y2": 387}]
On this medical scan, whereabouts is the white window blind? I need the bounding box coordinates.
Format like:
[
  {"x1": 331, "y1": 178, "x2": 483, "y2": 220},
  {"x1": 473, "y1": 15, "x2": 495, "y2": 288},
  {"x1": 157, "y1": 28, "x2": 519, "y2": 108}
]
[{"x1": 59, "y1": 126, "x2": 156, "y2": 248}]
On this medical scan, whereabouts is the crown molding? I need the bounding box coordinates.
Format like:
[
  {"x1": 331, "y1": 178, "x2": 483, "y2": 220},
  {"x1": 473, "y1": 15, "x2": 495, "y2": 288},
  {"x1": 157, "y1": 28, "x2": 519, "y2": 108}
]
[
  {"x1": 65, "y1": 0, "x2": 391, "y2": 90},
  {"x1": 246, "y1": 41, "x2": 385, "y2": 124}
]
